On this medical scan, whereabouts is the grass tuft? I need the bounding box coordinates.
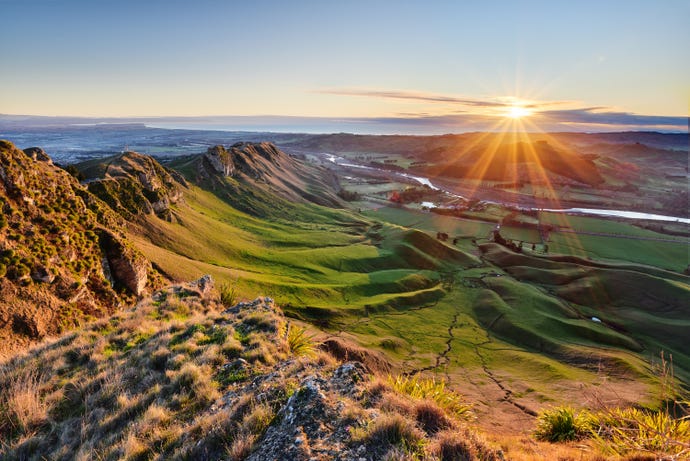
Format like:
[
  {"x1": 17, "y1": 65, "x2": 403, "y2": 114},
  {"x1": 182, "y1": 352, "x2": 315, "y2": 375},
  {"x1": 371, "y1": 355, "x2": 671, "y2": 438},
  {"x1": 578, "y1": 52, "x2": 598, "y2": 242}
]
[
  {"x1": 388, "y1": 374, "x2": 471, "y2": 419},
  {"x1": 590, "y1": 405, "x2": 690, "y2": 458},
  {"x1": 534, "y1": 406, "x2": 593, "y2": 442},
  {"x1": 219, "y1": 281, "x2": 238, "y2": 308},
  {"x1": 0, "y1": 369, "x2": 48, "y2": 437},
  {"x1": 286, "y1": 324, "x2": 317, "y2": 357},
  {"x1": 360, "y1": 413, "x2": 426, "y2": 456}
]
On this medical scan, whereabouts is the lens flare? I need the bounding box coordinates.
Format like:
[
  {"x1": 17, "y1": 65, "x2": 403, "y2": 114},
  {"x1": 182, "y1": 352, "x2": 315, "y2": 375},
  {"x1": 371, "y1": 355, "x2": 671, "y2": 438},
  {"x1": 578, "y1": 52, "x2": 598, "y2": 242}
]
[{"x1": 506, "y1": 105, "x2": 532, "y2": 119}]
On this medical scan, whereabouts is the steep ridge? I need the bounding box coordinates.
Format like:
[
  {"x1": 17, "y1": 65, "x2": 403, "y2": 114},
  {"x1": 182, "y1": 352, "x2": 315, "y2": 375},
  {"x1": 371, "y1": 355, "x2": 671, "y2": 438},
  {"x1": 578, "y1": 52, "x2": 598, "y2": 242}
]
[
  {"x1": 77, "y1": 151, "x2": 187, "y2": 221},
  {"x1": 171, "y1": 142, "x2": 343, "y2": 217},
  {"x1": 0, "y1": 140, "x2": 154, "y2": 354}
]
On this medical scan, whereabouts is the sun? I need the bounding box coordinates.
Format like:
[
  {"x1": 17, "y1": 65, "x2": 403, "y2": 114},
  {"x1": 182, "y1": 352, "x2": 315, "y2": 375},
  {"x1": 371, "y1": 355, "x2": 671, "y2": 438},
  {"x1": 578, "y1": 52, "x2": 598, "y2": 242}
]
[{"x1": 506, "y1": 105, "x2": 532, "y2": 119}]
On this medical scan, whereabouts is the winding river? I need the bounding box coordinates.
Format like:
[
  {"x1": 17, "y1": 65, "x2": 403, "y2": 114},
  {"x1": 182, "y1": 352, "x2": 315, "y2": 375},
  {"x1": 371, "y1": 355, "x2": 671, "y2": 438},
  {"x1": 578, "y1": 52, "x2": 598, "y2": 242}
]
[{"x1": 325, "y1": 154, "x2": 690, "y2": 225}]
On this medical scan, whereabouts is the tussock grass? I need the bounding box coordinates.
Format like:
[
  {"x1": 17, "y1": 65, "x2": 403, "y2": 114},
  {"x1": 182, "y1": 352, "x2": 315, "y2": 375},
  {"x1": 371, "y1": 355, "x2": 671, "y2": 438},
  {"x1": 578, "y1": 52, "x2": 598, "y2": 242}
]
[
  {"x1": 0, "y1": 369, "x2": 47, "y2": 436},
  {"x1": 534, "y1": 406, "x2": 593, "y2": 442},
  {"x1": 414, "y1": 400, "x2": 453, "y2": 435},
  {"x1": 429, "y1": 428, "x2": 504, "y2": 461},
  {"x1": 286, "y1": 323, "x2": 317, "y2": 357},
  {"x1": 388, "y1": 374, "x2": 472, "y2": 418},
  {"x1": 357, "y1": 413, "x2": 426, "y2": 456},
  {"x1": 0, "y1": 283, "x2": 296, "y2": 459}
]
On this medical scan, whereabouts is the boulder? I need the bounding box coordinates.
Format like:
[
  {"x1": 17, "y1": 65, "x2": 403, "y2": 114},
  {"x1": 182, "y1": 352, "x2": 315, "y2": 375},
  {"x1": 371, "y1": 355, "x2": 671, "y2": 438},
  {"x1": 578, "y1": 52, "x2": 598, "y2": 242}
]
[{"x1": 23, "y1": 147, "x2": 52, "y2": 163}]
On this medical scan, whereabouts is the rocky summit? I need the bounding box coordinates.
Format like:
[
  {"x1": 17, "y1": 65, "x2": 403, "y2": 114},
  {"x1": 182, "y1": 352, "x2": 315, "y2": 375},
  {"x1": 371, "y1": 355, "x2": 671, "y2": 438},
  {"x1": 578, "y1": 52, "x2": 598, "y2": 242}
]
[{"x1": 79, "y1": 150, "x2": 187, "y2": 222}]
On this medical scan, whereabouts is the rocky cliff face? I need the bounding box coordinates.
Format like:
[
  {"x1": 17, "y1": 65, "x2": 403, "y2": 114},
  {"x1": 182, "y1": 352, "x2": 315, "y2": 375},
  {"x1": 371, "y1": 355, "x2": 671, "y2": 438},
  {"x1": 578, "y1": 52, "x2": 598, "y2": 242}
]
[
  {"x1": 0, "y1": 140, "x2": 152, "y2": 352},
  {"x1": 202, "y1": 144, "x2": 235, "y2": 176},
  {"x1": 79, "y1": 151, "x2": 186, "y2": 222}
]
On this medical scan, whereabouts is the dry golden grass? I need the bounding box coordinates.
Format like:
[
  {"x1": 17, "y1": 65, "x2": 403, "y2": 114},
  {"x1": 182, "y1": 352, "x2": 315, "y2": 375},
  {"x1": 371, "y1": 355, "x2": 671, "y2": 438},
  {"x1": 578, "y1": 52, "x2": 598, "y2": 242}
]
[
  {"x1": 414, "y1": 399, "x2": 453, "y2": 435},
  {"x1": 0, "y1": 368, "x2": 48, "y2": 436},
  {"x1": 227, "y1": 433, "x2": 256, "y2": 461}
]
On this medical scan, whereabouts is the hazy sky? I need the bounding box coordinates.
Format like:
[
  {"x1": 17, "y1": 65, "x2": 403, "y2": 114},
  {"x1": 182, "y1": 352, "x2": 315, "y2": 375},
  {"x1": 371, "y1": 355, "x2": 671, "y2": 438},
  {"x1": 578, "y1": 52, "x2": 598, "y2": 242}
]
[{"x1": 1, "y1": 0, "x2": 688, "y2": 131}]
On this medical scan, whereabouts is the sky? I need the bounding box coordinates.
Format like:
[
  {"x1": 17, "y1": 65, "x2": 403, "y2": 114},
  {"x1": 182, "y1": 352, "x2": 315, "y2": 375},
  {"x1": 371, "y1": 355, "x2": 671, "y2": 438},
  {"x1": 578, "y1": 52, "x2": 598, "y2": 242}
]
[{"x1": 1, "y1": 0, "x2": 688, "y2": 133}]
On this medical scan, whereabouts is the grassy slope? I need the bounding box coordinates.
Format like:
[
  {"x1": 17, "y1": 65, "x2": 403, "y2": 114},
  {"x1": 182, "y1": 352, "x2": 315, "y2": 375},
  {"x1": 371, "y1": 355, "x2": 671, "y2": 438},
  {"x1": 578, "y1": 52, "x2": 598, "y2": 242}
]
[{"x1": 132, "y1": 185, "x2": 475, "y2": 315}]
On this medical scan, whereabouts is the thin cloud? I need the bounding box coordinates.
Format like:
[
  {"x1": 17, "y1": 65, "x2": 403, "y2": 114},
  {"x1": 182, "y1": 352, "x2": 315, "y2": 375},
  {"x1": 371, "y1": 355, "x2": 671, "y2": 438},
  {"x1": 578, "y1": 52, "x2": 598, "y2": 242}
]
[
  {"x1": 318, "y1": 88, "x2": 507, "y2": 107},
  {"x1": 316, "y1": 88, "x2": 571, "y2": 110},
  {"x1": 536, "y1": 108, "x2": 687, "y2": 127}
]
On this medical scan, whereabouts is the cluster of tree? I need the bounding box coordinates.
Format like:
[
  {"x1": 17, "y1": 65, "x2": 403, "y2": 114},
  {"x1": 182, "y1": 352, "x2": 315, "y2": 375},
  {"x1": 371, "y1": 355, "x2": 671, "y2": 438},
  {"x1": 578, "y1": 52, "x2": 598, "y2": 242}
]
[
  {"x1": 61, "y1": 164, "x2": 85, "y2": 181},
  {"x1": 430, "y1": 207, "x2": 501, "y2": 223},
  {"x1": 492, "y1": 230, "x2": 547, "y2": 253},
  {"x1": 337, "y1": 189, "x2": 361, "y2": 201},
  {"x1": 388, "y1": 187, "x2": 434, "y2": 204},
  {"x1": 493, "y1": 182, "x2": 524, "y2": 190},
  {"x1": 369, "y1": 161, "x2": 405, "y2": 172}
]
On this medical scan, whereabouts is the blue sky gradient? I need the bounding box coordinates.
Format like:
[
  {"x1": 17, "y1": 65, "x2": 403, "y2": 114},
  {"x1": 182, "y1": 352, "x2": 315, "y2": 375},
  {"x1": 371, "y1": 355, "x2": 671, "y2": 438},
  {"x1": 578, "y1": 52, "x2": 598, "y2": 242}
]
[{"x1": 1, "y1": 0, "x2": 688, "y2": 132}]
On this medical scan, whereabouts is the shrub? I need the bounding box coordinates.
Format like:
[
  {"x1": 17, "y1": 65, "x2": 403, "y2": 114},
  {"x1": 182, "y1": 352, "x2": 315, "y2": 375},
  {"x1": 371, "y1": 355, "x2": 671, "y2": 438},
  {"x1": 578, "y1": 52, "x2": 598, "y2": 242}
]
[
  {"x1": 337, "y1": 189, "x2": 361, "y2": 201},
  {"x1": 219, "y1": 281, "x2": 238, "y2": 308},
  {"x1": 286, "y1": 324, "x2": 316, "y2": 357},
  {"x1": 534, "y1": 406, "x2": 593, "y2": 442}
]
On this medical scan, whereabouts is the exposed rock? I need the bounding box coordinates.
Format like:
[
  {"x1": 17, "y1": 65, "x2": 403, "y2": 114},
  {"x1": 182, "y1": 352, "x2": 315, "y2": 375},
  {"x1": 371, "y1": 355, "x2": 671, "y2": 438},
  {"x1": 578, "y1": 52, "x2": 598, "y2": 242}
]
[
  {"x1": 79, "y1": 151, "x2": 184, "y2": 221},
  {"x1": 97, "y1": 229, "x2": 150, "y2": 296},
  {"x1": 203, "y1": 145, "x2": 234, "y2": 176},
  {"x1": 30, "y1": 265, "x2": 55, "y2": 284},
  {"x1": 190, "y1": 274, "x2": 214, "y2": 295},
  {"x1": 23, "y1": 147, "x2": 52, "y2": 163}
]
